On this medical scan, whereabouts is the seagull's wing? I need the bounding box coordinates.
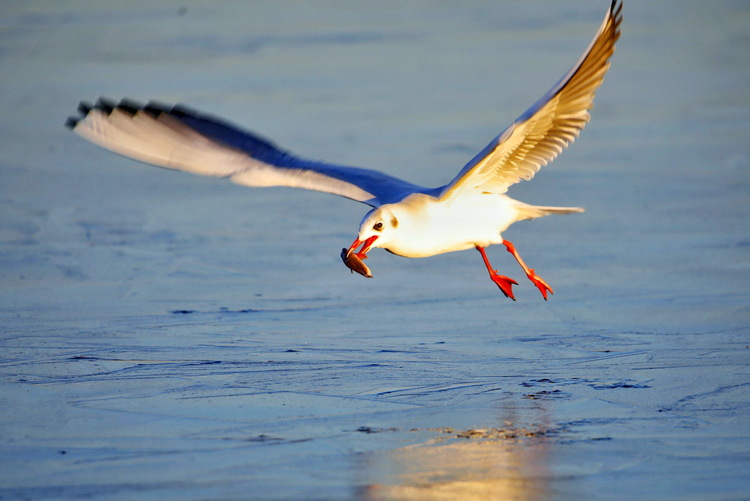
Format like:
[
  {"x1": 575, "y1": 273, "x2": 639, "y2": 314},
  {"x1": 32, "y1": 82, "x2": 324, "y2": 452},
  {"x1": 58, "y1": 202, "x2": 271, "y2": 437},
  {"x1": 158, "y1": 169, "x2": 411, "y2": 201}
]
[
  {"x1": 66, "y1": 99, "x2": 423, "y2": 207},
  {"x1": 439, "y1": 0, "x2": 622, "y2": 200}
]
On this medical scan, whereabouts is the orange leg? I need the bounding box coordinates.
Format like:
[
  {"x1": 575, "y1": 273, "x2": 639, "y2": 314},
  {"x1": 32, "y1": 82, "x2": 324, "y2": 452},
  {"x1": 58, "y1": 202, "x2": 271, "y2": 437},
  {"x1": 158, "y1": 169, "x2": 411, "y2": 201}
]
[
  {"x1": 476, "y1": 246, "x2": 518, "y2": 300},
  {"x1": 502, "y1": 240, "x2": 553, "y2": 300}
]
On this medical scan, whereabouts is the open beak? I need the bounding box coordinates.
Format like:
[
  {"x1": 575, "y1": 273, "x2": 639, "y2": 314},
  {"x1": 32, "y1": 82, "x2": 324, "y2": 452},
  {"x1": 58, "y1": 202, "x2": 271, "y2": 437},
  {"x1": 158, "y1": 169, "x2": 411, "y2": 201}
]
[
  {"x1": 345, "y1": 235, "x2": 378, "y2": 259},
  {"x1": 341, "y1": 235, "x2": 378, "y2": 278}
]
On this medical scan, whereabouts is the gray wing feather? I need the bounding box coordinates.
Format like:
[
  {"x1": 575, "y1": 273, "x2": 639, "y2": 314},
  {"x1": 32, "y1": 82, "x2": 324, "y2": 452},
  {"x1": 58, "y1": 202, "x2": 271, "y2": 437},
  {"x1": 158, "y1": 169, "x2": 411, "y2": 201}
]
[{"x1": 67, "y1": 99, "x2": 423, "y2": 207}]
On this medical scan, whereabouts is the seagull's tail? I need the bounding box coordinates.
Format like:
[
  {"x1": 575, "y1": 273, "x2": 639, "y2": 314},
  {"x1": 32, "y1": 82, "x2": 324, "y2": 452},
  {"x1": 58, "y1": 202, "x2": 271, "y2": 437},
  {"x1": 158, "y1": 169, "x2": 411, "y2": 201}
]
[{"x1": 514, "y1": 203, "x2": 585, "y2": 222}]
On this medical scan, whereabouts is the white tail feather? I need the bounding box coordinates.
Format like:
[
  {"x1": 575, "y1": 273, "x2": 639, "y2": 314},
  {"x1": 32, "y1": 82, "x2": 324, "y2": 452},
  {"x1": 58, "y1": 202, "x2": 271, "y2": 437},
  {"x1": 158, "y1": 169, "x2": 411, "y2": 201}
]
[{"x1": 515, "y1": 203, "x2": 585, "y2": 221}]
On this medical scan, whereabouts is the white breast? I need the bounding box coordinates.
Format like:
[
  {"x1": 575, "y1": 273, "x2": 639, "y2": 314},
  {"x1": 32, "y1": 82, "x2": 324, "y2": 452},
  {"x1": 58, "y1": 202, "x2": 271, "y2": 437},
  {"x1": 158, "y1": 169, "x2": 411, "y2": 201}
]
[{"x1": 384, "y1": 193, "x2": 520, "y2": 258}]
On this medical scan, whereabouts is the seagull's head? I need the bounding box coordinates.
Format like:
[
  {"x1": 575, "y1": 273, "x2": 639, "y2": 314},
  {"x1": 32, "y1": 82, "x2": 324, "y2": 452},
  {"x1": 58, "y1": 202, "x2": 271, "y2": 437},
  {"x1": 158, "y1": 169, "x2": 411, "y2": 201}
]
[
  {"x1": 362, "y1": 205, "x2": 401, "y2": 242},
  {"x1": 343, "y1": 205, "x2": 400, "y2": 275}
]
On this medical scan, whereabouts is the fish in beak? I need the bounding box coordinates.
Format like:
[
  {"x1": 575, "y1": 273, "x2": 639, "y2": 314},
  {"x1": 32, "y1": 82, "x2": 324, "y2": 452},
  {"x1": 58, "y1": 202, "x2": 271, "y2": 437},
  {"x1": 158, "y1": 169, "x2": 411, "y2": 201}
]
[{"x1": 340, "y1": 235, "x2": 378, "y2": 277}]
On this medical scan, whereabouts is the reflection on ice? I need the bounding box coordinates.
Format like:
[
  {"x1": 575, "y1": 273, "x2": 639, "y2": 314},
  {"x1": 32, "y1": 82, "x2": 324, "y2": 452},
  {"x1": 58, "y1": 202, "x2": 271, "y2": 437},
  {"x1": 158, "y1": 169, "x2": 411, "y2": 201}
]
[{"x1": 358, "y1": 426, "x2": 552, "y2": 501}]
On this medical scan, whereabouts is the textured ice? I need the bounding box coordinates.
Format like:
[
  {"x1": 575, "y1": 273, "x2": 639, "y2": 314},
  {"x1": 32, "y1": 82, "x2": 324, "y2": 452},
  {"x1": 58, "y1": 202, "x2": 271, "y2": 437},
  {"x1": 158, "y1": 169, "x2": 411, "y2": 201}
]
[{"x1": 1, "y1": 1, "x2": 749, "y2": 499}]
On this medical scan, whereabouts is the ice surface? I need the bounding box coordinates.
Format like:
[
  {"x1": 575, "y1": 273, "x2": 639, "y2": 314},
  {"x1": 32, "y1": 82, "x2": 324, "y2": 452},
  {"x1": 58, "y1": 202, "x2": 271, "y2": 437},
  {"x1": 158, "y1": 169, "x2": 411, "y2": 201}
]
[{"x1": 1, "y1": 1, "x2": 749, "y2": 499}]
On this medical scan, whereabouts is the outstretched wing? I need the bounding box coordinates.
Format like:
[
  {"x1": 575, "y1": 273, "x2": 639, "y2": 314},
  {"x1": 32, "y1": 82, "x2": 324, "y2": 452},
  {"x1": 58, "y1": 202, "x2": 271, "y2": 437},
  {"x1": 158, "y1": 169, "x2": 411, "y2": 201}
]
[
  {"x1": 66, "y1": 99, "x2": 424, "y2": 207},
  {"x1": 439, "y1": 0, "x2": 622, "y2": 200}
]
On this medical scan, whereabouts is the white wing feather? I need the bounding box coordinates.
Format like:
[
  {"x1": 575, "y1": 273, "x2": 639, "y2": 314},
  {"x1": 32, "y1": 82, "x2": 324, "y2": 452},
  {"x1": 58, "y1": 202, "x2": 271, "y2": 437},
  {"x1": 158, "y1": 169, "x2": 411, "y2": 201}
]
[
  {"x1": 68, "y1": 99, "x2": 423, "y2": 207},
  {"x1": 68, "y1": 1, "x2": 621, "y2": 209},
  {"x1": 439, "y1": 0, "x2": 622, "y2": 199}
]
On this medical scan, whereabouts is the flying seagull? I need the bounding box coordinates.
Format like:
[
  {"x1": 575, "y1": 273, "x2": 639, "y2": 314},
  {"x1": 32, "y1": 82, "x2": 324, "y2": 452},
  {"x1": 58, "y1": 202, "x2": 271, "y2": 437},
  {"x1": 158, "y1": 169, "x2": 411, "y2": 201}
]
[{"x1": 66, "y1": 1, "x2": 622, "y2": 300}]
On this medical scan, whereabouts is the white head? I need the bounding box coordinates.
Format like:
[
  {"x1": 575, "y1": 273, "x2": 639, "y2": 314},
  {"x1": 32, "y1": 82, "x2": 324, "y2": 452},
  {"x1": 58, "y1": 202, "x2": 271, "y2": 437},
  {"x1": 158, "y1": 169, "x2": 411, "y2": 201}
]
[
  {"x1": 359, "y1": 205, "x2": 401, "y2": 246},
  {"x1": 344, "y1": 205, "x2": 400, "y2": 262}
]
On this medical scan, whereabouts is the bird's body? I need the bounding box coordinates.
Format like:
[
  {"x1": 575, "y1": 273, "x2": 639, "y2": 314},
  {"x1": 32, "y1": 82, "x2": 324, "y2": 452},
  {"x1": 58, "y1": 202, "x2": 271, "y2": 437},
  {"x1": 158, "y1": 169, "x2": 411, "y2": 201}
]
[
  {"x1": 66, "y1": 1, "x2": 622, "y2": 300},
  {"x1": 387, "y1": 192, "x2": 518, "y2": 257},
  {"x1": 371, "y1": 193, "x2": 515, "y2": 257},
  {"x1": 359, "y1": 193, "x2": 581, "y2": 258}
]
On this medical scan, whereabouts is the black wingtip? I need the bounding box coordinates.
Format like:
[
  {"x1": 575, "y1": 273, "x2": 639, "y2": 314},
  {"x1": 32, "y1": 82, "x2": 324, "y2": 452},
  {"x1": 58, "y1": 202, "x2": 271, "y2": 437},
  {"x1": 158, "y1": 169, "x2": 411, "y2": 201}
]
[
  {"x1": 95, "y1": 97, "x2": 116, "y2": 114},
  {"x1": 67, "y1": 100, "x2": 92, "y2": 129},
  {"x1": 144, "y1": 100, "x2": 170, "y2": 117},
  {"x1": 612, "y1": 0, "x2": 623, "y2": 21},
  {"x1": 77, "y1": 101, "x2": 93, "y2": 116},
  {"x1": 116, "y1": 98, "x2": 142, "y2": 115},
  {"x1": 64, "y1": 117, "x2": 78, "y2": 129}
]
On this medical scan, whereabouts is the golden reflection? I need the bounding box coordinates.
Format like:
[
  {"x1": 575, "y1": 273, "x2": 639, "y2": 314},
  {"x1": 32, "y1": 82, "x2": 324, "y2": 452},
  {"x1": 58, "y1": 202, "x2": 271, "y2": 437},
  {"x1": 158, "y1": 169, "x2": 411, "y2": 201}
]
[{"x1": 359, "y1": 426, "x2": 551, "y2": 501}]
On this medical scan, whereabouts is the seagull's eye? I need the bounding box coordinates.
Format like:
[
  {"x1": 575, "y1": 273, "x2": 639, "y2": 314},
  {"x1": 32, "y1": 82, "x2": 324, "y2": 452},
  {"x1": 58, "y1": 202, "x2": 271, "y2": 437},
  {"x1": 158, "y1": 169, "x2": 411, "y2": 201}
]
[{"x1": 373, "y1": 221, "x2": 384, "y2": 231}]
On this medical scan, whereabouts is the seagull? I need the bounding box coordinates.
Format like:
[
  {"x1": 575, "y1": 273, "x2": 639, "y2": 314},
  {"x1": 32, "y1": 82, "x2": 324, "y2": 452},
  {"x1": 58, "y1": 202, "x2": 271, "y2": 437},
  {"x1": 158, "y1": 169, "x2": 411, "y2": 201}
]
[{"x1": 66, "y1": 1, "x2": 622, "y2": 300}]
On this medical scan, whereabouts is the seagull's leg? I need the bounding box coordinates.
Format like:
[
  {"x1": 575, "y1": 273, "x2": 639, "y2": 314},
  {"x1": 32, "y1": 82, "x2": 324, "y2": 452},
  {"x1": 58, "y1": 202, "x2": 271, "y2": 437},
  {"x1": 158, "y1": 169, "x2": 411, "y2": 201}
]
[
  {"x1": 502, "y1": 240, "x2": 553, "y2": 300},
  {"x1": 476, "y1": 246, "x2": 518, "y2": 300}
]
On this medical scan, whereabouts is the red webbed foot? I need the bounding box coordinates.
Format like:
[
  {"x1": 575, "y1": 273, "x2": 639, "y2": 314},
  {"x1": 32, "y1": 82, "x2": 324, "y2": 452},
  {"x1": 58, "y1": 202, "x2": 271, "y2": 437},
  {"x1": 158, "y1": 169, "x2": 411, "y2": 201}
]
[
  {"x1": 476, "y1": 246, "x2": 518, "y2": 300},
  {"x1": 527, "y1": 269, "x2": 553, "y2": 300},
  {"x1": 489, "y1": 273, "x2": 519, "y2": 300}
]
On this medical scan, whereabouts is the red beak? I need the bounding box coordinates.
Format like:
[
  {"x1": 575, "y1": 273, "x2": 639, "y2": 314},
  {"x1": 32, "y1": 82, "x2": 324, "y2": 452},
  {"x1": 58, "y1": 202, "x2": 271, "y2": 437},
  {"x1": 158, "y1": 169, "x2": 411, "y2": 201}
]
[
  {"x1": 342, "y1": 235, "x2": 379, "y2": 278},
  {"x1": 346, "y1": 235, "x2": 378, "y2": 259}
]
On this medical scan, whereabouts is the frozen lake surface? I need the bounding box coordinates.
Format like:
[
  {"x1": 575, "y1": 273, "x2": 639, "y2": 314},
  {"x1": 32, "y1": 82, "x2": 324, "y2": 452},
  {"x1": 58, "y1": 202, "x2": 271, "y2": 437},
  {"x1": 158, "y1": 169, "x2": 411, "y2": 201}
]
[{"x1": 1, "y1": 1, "x2": 749, "y2": 499}]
